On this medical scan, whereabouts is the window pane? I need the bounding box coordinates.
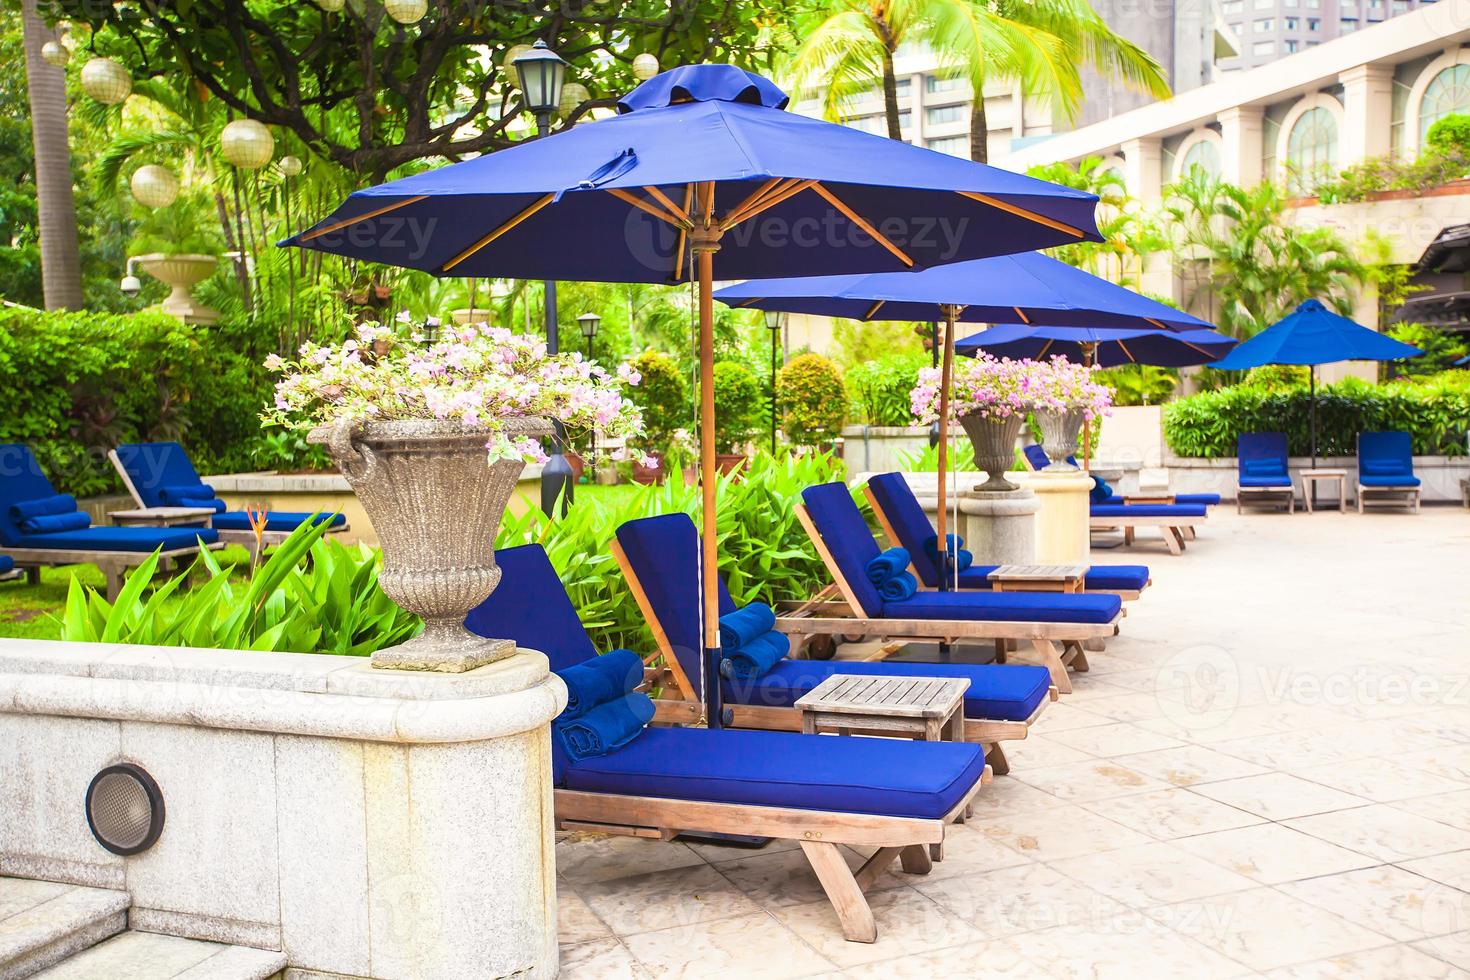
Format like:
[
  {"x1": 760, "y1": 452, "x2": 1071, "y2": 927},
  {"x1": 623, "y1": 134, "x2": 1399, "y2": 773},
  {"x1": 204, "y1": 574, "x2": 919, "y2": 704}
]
[
  {"x1": 1287, "y1": 105, "x2": 1338, "y2": 192},
  {"x1": 925, "y1": 135, "x2": 968, "y2": 156},
  {"x1": 925, "y1": 104, "x2": 966, "y2": 125},
  {"x1": 1420, "y1": 64, "x2": 1470, "y2": 141}
]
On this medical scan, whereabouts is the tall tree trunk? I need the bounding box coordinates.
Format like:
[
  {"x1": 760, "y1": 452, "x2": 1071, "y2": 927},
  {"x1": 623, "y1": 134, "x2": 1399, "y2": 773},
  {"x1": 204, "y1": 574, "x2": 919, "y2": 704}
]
[
  {"x1": 21, "y1": 0, "x2": 83, "y2": 310},
  {"x1": 881, "y1": 47, "x2": 902, "y2": 141},
  {"x1": 969, "y1": 92, "x2": 989, "y2": 164}
]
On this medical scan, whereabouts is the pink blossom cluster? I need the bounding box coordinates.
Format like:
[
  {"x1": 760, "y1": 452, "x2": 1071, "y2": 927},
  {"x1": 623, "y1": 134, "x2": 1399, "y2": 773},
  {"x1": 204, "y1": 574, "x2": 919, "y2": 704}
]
[
  {"x1": 264, "y1": 320, "x2": 649, "y2": 465},
  {"x1": 1033, "y1": 356, "x2": 1114, "y2": 421},
  {"x1": 910, "y1": 353, "x2": 1113, "y2": 423}
]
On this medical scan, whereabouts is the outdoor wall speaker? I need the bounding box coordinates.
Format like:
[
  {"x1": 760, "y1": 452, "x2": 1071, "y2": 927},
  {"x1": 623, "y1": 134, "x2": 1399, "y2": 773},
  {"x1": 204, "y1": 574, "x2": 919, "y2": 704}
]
[{"x1": 85, "y1": 763, "x2": 165, "y2": 856}]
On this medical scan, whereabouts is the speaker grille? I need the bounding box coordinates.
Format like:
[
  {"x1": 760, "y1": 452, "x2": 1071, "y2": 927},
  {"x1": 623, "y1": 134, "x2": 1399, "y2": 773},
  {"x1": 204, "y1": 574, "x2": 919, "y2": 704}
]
[{"x1": 86, "y1": 764, "x2": 164, "y2": 855}]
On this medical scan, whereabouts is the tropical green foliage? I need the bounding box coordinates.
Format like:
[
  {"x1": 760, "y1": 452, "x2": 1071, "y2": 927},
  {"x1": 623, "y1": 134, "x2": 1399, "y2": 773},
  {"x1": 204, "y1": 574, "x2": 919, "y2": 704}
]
[
  {"x1": 712, "y1": 360, "x2": 764, "y2": 453},
  {"x1": 1163, "y1": 374, "x2": 1470, "y2": 458},
  {"x1": 625, "y1": 350, "x2": 690, "y2": 450},
  {"x1": 1098, "y1": 365, "x2": 1179, "y2": 406},
  {"x1": 495, "y1": 452, "x2": 857, "y2": 653},
  {"x1": 846, "y1": 353, "x2": 927, "y2": 426},
  {"x1": 777, "y1": 353, "x2": 847, "y2": 445},
  {"x1": 61, "y1": 521, "x2": 420, "y2": 655},
  {"x1": 1386, "y1": 323, "x2": 1470, "y2": 376}
]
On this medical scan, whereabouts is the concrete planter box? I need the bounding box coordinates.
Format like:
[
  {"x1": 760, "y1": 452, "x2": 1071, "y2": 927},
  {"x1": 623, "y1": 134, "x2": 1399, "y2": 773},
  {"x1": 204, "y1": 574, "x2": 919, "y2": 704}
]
[
  {"x1": 840, "y1": 425, "x2": 931, "y2": 475},
  {"x1": 1162, "y1": 455, "x2": 1470, "y2": 504}
]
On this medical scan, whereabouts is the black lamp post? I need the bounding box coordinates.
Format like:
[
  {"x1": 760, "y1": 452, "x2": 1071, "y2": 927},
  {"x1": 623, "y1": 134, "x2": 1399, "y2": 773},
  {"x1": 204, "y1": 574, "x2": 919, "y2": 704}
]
[
  {"x1": 420, "y1": 314, "x2": 442, "y2": 347},
  {"x1": 514, "y1": 40, "x2": 574, "y2": 515},
  {"x1": 578, "y1": 312, "x2": 601, "y2": 479},
  {"x1": 764, "y1": 310, "x2": 785, "y2": 454}
]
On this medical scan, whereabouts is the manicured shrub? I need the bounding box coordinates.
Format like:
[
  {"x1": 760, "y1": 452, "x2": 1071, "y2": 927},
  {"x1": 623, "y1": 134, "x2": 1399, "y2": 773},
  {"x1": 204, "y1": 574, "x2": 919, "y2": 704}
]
[
  {"x1": 1426, "y1": 113, "x2": 1470, "y2": 157},
  {"x1": 777, "y1": 353, "x2": 847, "y2": 446},
  {"x1": 846, "y1": 352, "x2": 926, "y2": 426},
  {"x1": 712, "y1": 360, "x2": 763, "y2": 453},
  {"x1": 624, "y1": 350, "x2": 689, "y2": 449}
]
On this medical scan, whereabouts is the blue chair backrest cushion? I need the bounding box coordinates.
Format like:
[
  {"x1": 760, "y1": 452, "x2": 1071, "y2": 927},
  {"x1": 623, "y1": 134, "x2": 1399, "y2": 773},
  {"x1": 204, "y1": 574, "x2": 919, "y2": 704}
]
[
  {"x1": 0, "y1": 444, "x2": 62, "y2": 547},
  {"x1": 800, "y1": 482, "x2": 883, "y2": 617},
  {"x1": 114, "y1": 442, "x2": 206, "y2": 509},
  {"x1": 1022, "y1": 444, "x2": 1051, "y2": 471},
  {"x1": 464, "y1": 543, "x2": 599, "y2": 671},
  {"x1": 1358, "y1": 431, "x2": 1412, "y2": 476},
  {"x1": 866, "y1": 474, "x2": 940, "y2": 587},
  {"x1": 1237, "y1": 432, "x2": 1287, "y2": 477}
]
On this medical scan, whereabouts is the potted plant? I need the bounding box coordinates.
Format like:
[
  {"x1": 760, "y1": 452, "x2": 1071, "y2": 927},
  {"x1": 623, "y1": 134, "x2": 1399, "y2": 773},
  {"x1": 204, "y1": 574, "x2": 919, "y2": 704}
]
[
  {"x1": 128, "y1": 204, "x2": 226, "y2": 325},
  {"x1": 911, "y1": 354, "x2": 1038, "y2": 492},
  {"x1": 624, "y1": 349, "x2": 689, "y2": 484},
  {"x1": 1033, "y1": 357, "x2": 1113, "y2": 469},
  {"x1": 712, "y1": 360, "x2": 762, "y2": 474},
  {"x1": 267, "y1": 320, "x2": 646, "y2": 672}
]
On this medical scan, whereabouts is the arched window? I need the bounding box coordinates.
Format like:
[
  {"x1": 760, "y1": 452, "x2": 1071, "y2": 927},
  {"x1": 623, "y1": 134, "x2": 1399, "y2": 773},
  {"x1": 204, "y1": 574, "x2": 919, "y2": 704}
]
[
  {"x1": 1286, "y1": 106, "x2": 1338, "y2": 192},
  {"x1": 1420, "y1": 64, "x2": 1470, "y2": 142},
  {"x1": 1178, "y1": 139, "x2": 1221, "y2": 179}
]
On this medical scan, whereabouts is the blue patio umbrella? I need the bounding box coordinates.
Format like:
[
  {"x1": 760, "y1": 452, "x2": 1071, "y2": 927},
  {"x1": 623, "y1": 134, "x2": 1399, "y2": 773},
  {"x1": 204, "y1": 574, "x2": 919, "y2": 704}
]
[
  {"x1": 1210, "y1": 299, "x2": 1423, "y2": 464},
  {"x1": 282, "y1": 63, "x2": 1103, "y2": 728},
  {"x1": 955, "y1": 324, "x2": 1237, "y2": 367},
  {"x1": 1455, "y1": 354, "x2": 1470, "y2": 367}
]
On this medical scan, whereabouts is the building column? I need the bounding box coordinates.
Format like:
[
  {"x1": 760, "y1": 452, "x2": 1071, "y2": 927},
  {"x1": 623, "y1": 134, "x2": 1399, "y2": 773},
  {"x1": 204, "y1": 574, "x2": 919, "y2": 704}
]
[
  {"x1": 1218, "y1": 105, "x2": 1265, "y2": 186},
  {"x1": 1121, "y1": 136, "x2": 1163, "y2": 205},
  {"x1": 1339, "y1": 63, "x2": 1394, "y2": 164}
]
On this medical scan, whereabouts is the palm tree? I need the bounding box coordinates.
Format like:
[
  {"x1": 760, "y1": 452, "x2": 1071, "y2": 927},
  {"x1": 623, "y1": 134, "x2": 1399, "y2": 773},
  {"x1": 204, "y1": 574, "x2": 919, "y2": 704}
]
[{"x1": 21, "y1": 0, "x2": 82, "y2": 309}]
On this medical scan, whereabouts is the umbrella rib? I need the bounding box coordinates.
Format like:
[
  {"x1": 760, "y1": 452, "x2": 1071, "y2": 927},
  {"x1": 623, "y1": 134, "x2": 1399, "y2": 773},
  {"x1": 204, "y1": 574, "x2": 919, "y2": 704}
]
[
  {"x1": 1037, "y1": 339, "x2": 1054, "y2": 359},
  {"x1": 1116, "y1": 338, "x2": 1137, "y2": 363},
  {"x1": 719, "y1": 180, "x2": 816, "y2": 231},
  {"x1": 440, "y1": 193, "x2": 556, "y2": 273},
  {"x1": 673, "y1": 183, "x2": 695, "y2": 282},
  {"x1": 811, "y1": 183, "x2": 913, "y2": 267},
  {"x1": 1015, "y1": 308, "x2": 1031, "y2": 324},
  {"x1": 1145, "y1": 317, "x2": 1167, "y2": 330},
  {"x1": 700, "y1": 181, "x2": 716, "y2": 225},
  {"x1": 606, "y1": 188, "x2": 691, "y2": 229},
  {"x1": 299, "y1": 195, "x2": 428, "y2": 242},
  {"x1": 721, "y1": 177, "x2": 786, "y2": 226},
  {"x1": 1178, "y1": 338, "x2": 1215, "y2": 357},
  {"x1": 643, "y1": 185, "x2": 692, "y2": 224},
  {"x1": 957, "y1": 192, "x2": 1084, "y2": 239},
  {"x1": 864, "y1": 300, "x2": 885, "y2": 320}
]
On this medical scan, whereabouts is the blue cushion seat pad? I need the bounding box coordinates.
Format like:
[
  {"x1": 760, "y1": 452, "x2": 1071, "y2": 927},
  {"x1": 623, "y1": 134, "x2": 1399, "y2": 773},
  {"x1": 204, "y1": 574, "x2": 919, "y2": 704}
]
[
  {"x1": 1175, "y1": 493, "x2": 1221, "y2": 507},
  {"x1": 1238, "y1": 474, "x2": 1293, "y2": 488},
  {"x1": 884, "y1": 588, "x2": 1120, "y2": 625},
  {"x1": 4, "y1": 526, "x2": 219, "y2": 553},
  {"x1": 1089, "y1": 503, "x2": 1207, "y2": 518},
  {"x1": 210, "y1": 511, "x2": 347, "y2": 533},
  {"x1": 561, "y1": 727, "x2": 987, "y2": 820},
  {"x1": 1359, "y1": 474, "x2": 1421, "y2": 488},
  {"x1": 0, "y1": 555, "x2": 12, "y2": 574},
  {"x1": 959, "y1": 564, "x2": 1150, "y2": 593},
  {"x1": 725, "y1": 659, "x2": 1051, "y2": 722}
]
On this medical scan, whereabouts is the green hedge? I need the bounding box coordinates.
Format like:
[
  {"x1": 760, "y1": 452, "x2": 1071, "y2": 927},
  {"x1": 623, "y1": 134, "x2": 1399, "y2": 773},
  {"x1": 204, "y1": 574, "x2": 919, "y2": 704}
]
[
  {"x1": 1163, "y1": 375, "x2": 1470, "y2": 458},
  {"x1": 0, "y1": 308, "x2": 275, "y2": 497},
  {"x1": 845, "y1": 353, "x2": 926, "y2": 426}
]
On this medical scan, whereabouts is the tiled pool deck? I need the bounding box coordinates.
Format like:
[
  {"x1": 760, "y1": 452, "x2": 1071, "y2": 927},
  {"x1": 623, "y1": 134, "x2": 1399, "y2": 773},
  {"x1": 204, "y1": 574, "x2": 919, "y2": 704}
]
[{"x1": 555, "y1": 505, "x2": 1470, "y2": 978}]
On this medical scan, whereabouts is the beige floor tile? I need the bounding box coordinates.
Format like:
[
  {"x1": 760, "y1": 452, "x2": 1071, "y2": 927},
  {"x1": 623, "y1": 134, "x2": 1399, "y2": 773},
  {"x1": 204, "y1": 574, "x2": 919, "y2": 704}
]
[
  {"x1": 1006, "y1": 915, "x2": 1251, "y2": 979},
  {"x1": 1046, "y1": 721, "x2": 1186, "y2": 757},
  {"x1": 1402, "y1": 746, "x2": 1470, "y2": 784},
  {"x1": 621, "y1": 911, "x2": 834, "y2": 979},
  {"x1": 578, "y1": 863, "x2": 762, "y2": 936},
  {"x1": 920, "y1": 823, "x2": 1037, "y2": 881},
  {"x1": 1392, "y1": 789, "x2": 1470, "y2": 832},
  {"x1": 1080, "y1": 787, "x2": 1265, "y2": 840},
  {"x1": 559, "y1": 886, "x2": 614, "y2": 945},
  {"x1": 1030, "y1": 701, "x2": 1114, "y2": 733},
  {"x1": 1263, "y1": 943, "x2": 1470, "y2": 978},
  {"x1": 1112, "y1": 745, "x2": 1270, "y2": 787},
  {"x1": 681, "y1": 836, "x2": 801, "y2": 864},
  {"x1": 1156, "y1": 886, "x2": 1393, "y2": 972},
  {"x1": 914, "y1": 862, "x2": 1126, "y2": 938},
  {"x1": 1292, "y1": 759, "x2": 1469, "y2": 803},
  {"x1": 1280, "y1": 865, "x2": 1458, "y2": 941},
  {"x1": 559, "y1": 938, "x2": 646, "y2": 980},
  {"x1": 1172, "y1": 823, "x2": 1378, "y2": 885},
  {"x1": 1012, "y1": 759, "x2": 1168, "y2": 804},
  {"x1": 844, "y1": 938, "x2": 1053, "y2": 979},
  {"x1": 965, "y1": 774, "x2": 1067, "y2": 815},
  {"x1": 711, "y1": 845, "x2": 905, "y2": 908},
  {"x1": 558, "y1": 834, "x2": 706, "y2": 886},
  {"x1": 1189, "y1": 772, "x2": 1371, "y2": 820},
  {"x1": 1284, "y1": 804, "x2": 1468, "y2": 862},
  {"x1": 1417, "y1": 930, "x2": 1470, "y2": 969},
  {"x1": 975, "y1": 803, "x2": 1152, "y2": 862},
  {"x1": 1051, "y1": 841, "x2": 1258, "y2": 908},
  {"x1": 1075, "y1": 691, "x2": 1180, "y2": 723},
  {"x1": 998, "y1": 734, "x2": 1094, "y2": 769},
  {"x1": 769, "y1": 886, "x2": 986, "y2": 968},
  {"x1": 1398, "y1": 849, "x2": 1470, "y2": 890}
]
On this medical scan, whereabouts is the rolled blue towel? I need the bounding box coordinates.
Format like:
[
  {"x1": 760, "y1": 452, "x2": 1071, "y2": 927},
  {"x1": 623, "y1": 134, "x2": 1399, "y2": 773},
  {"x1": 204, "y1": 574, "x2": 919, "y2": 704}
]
[
  {"x1": 159, "y1": 483, "x2": 218, "y2": 506},
  {"x1": 718, "y1": 602, "x2": 776, "y2": 650},
  {"x1": 178, "y1": 497, "x2": 228, "y2": 514},
  {"x1": 555, "y1": 648, "x2": 645, "y2": 719},
  {"x1": 553, "y1": 692, "x2": 655, "y2": 760},
  {"x1": 922, "y1": 534, "x2": 964, "y2": 564},
  {"x1": 954, "y1": 549, "x2": 974, "y2": 574},
  {"x1": 721, "y1": 630, "x2": 791, "y2": 680},
  {"x1": 865, "y1": 547, "x2": 910, "y2": 585},
  {"x1": 9, "y1": 494, "x2": 77, "y2": 522},
  {"x1": 1089, "y1": 477, "x2": 1113, "y2": 504},
  {"x1": 879, "y1": 570, "x2": 918, "y2": 601},
  {"x1": 20, "y1": 511, "x2": 91, "y2": 535}
]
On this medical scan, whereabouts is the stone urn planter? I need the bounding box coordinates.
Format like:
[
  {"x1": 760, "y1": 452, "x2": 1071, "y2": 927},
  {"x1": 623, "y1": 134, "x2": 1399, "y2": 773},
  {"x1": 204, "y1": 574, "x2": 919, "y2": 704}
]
[
  {"x1": 959, "y1": 412, "x2": 1025, "y2": 492},
  {"x1": 1035, "y1": 408, "x2": 1084, "y2": 469},
  {"x1": 309, "y1": 416, "x2": 553, "y2": 672},
  {"x1": 136, "y1": 253, "x2": 220, "y2": 325}
]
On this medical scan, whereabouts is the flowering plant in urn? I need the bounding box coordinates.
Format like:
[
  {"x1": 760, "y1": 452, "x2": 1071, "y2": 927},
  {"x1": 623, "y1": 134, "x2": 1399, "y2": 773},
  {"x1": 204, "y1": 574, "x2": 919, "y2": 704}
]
[
  {"x1": 911, "y1": 354, "x2": 1042, "y2": 492},
  {"x1": 265, "y1": 319, "x2": 646, "y2": 673},
  {"x1": 1031, "y1": 356, "x2": 1113, "y2": 469}
]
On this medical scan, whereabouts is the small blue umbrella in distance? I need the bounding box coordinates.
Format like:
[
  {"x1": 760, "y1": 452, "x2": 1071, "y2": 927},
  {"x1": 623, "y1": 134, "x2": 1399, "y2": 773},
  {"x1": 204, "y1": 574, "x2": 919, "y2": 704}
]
[{"x1": 956, "y1": 324, "x2": 1237, "y2": 367}]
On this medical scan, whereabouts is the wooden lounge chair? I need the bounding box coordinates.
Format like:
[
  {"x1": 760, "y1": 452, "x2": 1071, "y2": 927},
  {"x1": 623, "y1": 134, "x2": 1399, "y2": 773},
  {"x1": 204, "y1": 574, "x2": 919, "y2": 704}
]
[
  {"x1": 1021, "y1": 445, "x2": 1221, "y2": 509},
  {"x1": 787, "y1": 483, "x2": 1122, "y2": 694},
  {"x1": 1356, "y1": 431, "x2": 1422, "y2": 513},
  {"x1": 0, "y1": 444, "x2": 221, "y2": 600},
  {"x1": 110, "y1": 442, "x2": 347, "y2": 558},
  {"x1": 464, "y1": 544, "x2": 990, "y2": 943},
  {"x1": 1236, "y1": 432, "x2": 1295, "y2": 513},
  {"x1": 605, "y1": 515, "x2": 1056, "y2": 774},
  {"x1": 865, "y1": 472, "x2": 1152, "y2": 599}
]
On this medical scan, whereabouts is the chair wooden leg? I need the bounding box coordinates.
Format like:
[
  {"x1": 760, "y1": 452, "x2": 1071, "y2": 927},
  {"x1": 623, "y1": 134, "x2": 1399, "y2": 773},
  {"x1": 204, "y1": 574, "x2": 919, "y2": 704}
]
[
  {"x1": 1068, "y1": 644, "x2": 1091, "y2": 674},
  {"x1": 985, "y1": 741, "x2": 1010, "y2": 776},
  {"x1": 902, "y1": 843, "x2": 935, "y2": 873},
  {"x1": 1025, "y1": 638, "x2": 1072, "y2": 694},
  {"x1": 801, "y1": 840, "x2": 877, "y2": 943},
  {"x1": 1164, "y1": 528, "x2": 1184, "y2": 555},
  {"x1": 854, "y1": 847, "x2": 902, "y2": 890},
  {"x1": 1084, "y1": 637, "x2": 1106, "y2": 652},
  {"x1": 103, "y1": 564, "x2": 124, "y2": 602},
  {"x1": 24, "y1": 566, "x2": 40, "y2": 586}
]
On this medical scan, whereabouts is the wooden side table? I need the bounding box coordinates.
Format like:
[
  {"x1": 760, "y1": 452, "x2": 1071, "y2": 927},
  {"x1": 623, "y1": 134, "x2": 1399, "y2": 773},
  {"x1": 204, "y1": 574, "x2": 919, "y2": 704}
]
[
  {"x1": 795, "y1": 674, "x2": 969, "y2": 742},
  {"x1": 109, "y1": 507, "x2": 218, "y2": 528},
  {"x1": 985, "y1": 563, "x2": 1088, "y2": 594},
  {"x1": 1300, "y1": 469, "x2": 1347, "y2": 513}
]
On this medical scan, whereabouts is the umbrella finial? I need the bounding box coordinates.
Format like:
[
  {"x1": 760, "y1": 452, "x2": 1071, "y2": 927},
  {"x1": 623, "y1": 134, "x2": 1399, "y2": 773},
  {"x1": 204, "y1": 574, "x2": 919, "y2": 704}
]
[{"x1": 617, "y1": 64, "x2": 789, "y2": 114}]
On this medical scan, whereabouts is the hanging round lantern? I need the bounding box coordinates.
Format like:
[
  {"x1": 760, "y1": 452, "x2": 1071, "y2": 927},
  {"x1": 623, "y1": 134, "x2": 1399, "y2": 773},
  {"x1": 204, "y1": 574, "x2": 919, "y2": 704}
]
[
  {"x1": 129, "y1": 165, "x2": 179, "y2": 208},
  {"x1": 502, "y1": 44, "x2": 532, "y2": 89},
  {"x1": 278, "y1": 155, "x2": 304, "y2": 177},
  {"x1": 632, "y1": 53, "x2": 659, "y2": 81},
  {"x1": 41, "y1": 40, "x2": 70, "y2": 68},
  {"x1": 384, "y1": 0, "x2": 427, "y2": 24},
  {"x1": 557, "y1": 82, "x2": 590, "y2": 121},
  {"x1": 315, "y1": 0, "x2": 345, "y2": 9},
  {"x1": 81, "y1": 58, "x2": 132, "y2": 105},
  {"x1": 220, "y1": 119, "x2": 275, "y2": 169}
]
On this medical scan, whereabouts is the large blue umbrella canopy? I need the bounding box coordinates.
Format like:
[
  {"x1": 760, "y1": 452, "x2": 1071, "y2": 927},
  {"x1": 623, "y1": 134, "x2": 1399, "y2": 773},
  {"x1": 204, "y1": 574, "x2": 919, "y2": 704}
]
[
  {"x1": 956, "y1": 324, "x2": 1237, "y2": 367},
  {"x1": 1209, "y1": 299, "x2": 1423, "y2": 463},
  {"x1": 283, "y1": 63, "x2": 1103, "y2": 727},
  {"x1": 713, "y1": 252, "x2": 1202, "y2": 329}
]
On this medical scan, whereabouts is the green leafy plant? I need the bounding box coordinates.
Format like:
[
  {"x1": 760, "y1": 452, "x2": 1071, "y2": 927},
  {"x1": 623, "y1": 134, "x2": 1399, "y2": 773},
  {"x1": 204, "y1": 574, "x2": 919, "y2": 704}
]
[
  {"x1": 624, "y1": 350, "x2": 689, "y2": 450},
  {"x1": 777, "y1": 353, "x2": 847, "y2": 446},
  {"x1": 846, "y1": 353, "x2": 926, "y2": 426},
  {"x1": 712, "y1": 360, "x2": 764, "y2": 454},
  {"x1": 1427, "y1": 113, "x2": 1470, "y2": 157},
  {"x1": 60, "y1": 520, "x2": 420, "y2": 655},
  {"x1": 1097, "y1": 364, "x2": 1178, "y2": 406}
]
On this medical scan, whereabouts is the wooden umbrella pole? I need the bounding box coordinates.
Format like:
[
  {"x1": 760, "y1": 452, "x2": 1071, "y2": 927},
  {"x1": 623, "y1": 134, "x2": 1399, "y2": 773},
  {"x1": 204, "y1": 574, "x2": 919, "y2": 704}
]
[
  {"x1": 693, "y1": 217, "x2": 723, "y2": 728},
  {"x1": 1082, "y1": 342, "x2": 1097, "y2": 472},
  {"x1": 935, "y1": 306, "x2": 958, "y2": 589}
]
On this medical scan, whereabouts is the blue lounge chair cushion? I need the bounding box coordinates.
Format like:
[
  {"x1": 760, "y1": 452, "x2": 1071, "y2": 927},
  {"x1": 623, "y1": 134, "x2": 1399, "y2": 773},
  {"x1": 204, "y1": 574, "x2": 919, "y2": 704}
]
[
  {"x1": 159, "y1": 483, "x2": 219, "y2": 506},
  {"x1": 1175, "y1": 493, "x2": 1221, "y2": 507},
  {"x1": 959, "y1": 564, "x2": 1150, "y2": 593},
  {"x1": 20, "y1": 512, "x2": 91, "y2": 535},
  {"x1": 5, "y1": 526, "x2": 219, "y2": 553},
  {"x1": 553, "y1": 692, "x2": 655, "y2": 760},
  {"x1": 866, "y1": 474, "x2": 944, "y2": 587},
  {"x1": 921, "y1": 535, "x2": 971, "y2": 574},
  {"x1": 718, "y1": 602, "x2": 777, "y2": 649},
  {"x1": 561, "y1": 727, "x2": 986, "y2": 819},
  {"x1": 865, "y1": 547, "x2": 911, "y2": 586},
  {"x1": 1358, "y1": 432, "x2": 1415, "y2": 485},
  {"x1": 9, "y1": 494, "x2": 77, "y2": 522},
  {"x1": 557, "y1": 649, "x2": 645, "y2": 719},
  {"x1": 0, "y1": 555, "x2": 12, "y2": 574},
  {"x1": 1089, "y1": 503, "x2": 1206, "y2": 518},
  {"x1": 466, "y1": 544, "x2": 601, "y2": 671},
  {"x1": 885, "y1": 588, "x2": 1120, "y2": 624},
  {"x1": 1022, "y1": 444, "x2": 1051, "y2": 471},
  {"x1": 722, "y1": 659, "x2": 1052, "y2": 722},
  {"x1": 1090, "y1": 478, "x2": 1113, "y2": 503},
  {"x1": 1238, "y1": 474, "x2": 1292, "y2": 488},
  {"x1": 211, "y1": 511, "x2": 347, "y2": 533},
  {"x1": 722, "y1": 630, "x2": 790, "y2": 680},
  {"x1": 1359, "y1": 473, "x2": 1421, "y2": 487},
  {"x1": 800, "y1": 482, "x2": 886, "y2": 616}
]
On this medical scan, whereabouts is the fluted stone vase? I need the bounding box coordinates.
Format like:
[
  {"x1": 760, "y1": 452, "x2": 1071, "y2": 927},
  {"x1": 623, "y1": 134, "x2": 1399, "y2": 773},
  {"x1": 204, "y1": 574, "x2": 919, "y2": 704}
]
[
  {"x1": 1035, "y1": 408, "x2": 1084, "y2": 469},
  {"x1": 959, "y1": 412, "x2": 1026, "y2": 492},
  {"x1": 310, "y1": 417, "x2": 553, "y2": 673}
]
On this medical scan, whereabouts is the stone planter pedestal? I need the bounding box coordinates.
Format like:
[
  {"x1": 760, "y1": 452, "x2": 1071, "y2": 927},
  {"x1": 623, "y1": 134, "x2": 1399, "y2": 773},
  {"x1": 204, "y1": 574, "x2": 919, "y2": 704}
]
[
  {"x1": 1029, "y1": 470, "x2": 1093, "y2": 565},
  {"x1": 136, "y1": 253, "x2": 219, "y2": 325},
  {"x1": 958, "y1": 488, "x2": 1037, "y2": 565}
]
